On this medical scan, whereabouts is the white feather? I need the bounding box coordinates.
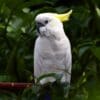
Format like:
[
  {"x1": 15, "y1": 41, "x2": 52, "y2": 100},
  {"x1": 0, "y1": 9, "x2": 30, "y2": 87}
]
[{"x1": 34, "y1": 13, "x2": 72, "y2": 84}]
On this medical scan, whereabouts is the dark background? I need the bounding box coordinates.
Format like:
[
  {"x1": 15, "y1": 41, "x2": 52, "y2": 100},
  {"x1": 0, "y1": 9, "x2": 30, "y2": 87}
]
[{"x1": 0, "y1": 0, "x2": 100, "y2": 99}]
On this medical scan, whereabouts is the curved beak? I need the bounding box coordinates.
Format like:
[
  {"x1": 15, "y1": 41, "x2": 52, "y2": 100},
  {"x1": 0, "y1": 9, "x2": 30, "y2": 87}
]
[{"x1": 36, "y1": 22, "x2": 44, "y2": 33}]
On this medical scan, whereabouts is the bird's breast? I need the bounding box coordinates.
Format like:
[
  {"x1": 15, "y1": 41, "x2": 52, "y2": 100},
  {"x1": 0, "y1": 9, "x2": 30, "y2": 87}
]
[
  {"x1": 35, "y1": 37, "x2": 71, "y2": 73},
  {"x1": 38, "y1": 36, "x2": 69, "y2": 51},
  {"x1": 37, "y1": 37, "x2": 69, "y2": 61}
]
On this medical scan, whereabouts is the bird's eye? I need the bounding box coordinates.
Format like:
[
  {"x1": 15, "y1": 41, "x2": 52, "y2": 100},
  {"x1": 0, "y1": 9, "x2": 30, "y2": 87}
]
[{"x1": 44, "y1": 20, "x2": 48, "y2": 24}]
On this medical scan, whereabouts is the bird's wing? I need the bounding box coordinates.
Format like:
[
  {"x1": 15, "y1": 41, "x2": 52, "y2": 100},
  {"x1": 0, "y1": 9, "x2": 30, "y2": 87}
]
[{"x1": 62, "y1": 46, "x2": 72, "y2": 83}]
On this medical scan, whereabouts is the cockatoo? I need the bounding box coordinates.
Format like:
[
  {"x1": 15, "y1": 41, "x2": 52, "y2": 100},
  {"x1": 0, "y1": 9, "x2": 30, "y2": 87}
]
[{"x1": 34, "y1": 10, "x2": 72, "y2": 85}]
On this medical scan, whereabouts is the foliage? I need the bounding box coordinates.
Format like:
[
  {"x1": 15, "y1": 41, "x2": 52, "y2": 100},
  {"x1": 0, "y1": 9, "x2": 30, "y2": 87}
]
[{"x1": 0, "y1": 0, "x2": 100, "y2": 99}]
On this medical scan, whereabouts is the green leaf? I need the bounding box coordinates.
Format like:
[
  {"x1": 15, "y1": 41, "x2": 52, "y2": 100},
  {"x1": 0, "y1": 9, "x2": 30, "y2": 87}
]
[
  {"x1": 22, "y1": 86, "x2": 38, "y2": 100},
  {"x1": 30, "y1": 0, "x2": 45, "y2": 4},
  {"x1": 0, "y1": 92, "x2": 16, "y2": 100},
  {"x1": 91, "y1": 47, "x2": 100, "y2": 60},
  {"x1": 95, "y1": 6, "x2": 100, "y2": 17},
  {"x1": 0, "y1": 75, "x2": 13, "y2": 82},
  {"x1": 78, "y1": 46, "x2": 90, "y2": 58}
]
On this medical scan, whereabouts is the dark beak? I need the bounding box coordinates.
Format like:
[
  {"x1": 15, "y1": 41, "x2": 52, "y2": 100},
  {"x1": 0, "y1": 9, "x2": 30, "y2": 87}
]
[{"x1": 36, "y1": 22, "x2": 44, "y2": 34}]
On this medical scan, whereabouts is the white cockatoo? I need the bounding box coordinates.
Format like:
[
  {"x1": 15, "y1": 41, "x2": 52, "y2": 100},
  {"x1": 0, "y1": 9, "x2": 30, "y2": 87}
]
[{"x1": 34, "y1": 10, "x2": 72, "y2": 85}]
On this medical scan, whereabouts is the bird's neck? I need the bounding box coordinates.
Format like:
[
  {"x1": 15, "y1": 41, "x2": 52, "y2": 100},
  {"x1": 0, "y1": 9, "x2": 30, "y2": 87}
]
[{"x1": 51, "y1": 29, "x2": 67, "y2": 41}]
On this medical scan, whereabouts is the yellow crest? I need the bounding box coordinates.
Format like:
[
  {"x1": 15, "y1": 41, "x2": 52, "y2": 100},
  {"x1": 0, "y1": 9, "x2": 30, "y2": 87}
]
[{"x1": 54, "y1": 10, "x2": 73, "y2": 22}]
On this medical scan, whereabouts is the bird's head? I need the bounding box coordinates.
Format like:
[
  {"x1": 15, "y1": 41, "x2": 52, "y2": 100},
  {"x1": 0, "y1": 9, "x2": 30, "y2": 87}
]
[{"x1": 35, "y1": 10, "x2": 72, "y2": 37}]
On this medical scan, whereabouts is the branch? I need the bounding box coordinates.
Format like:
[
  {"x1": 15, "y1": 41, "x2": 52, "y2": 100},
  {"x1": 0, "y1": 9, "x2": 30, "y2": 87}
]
[{"x1": 0, "y1": 82, "x2": 32, "y2": 89}]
